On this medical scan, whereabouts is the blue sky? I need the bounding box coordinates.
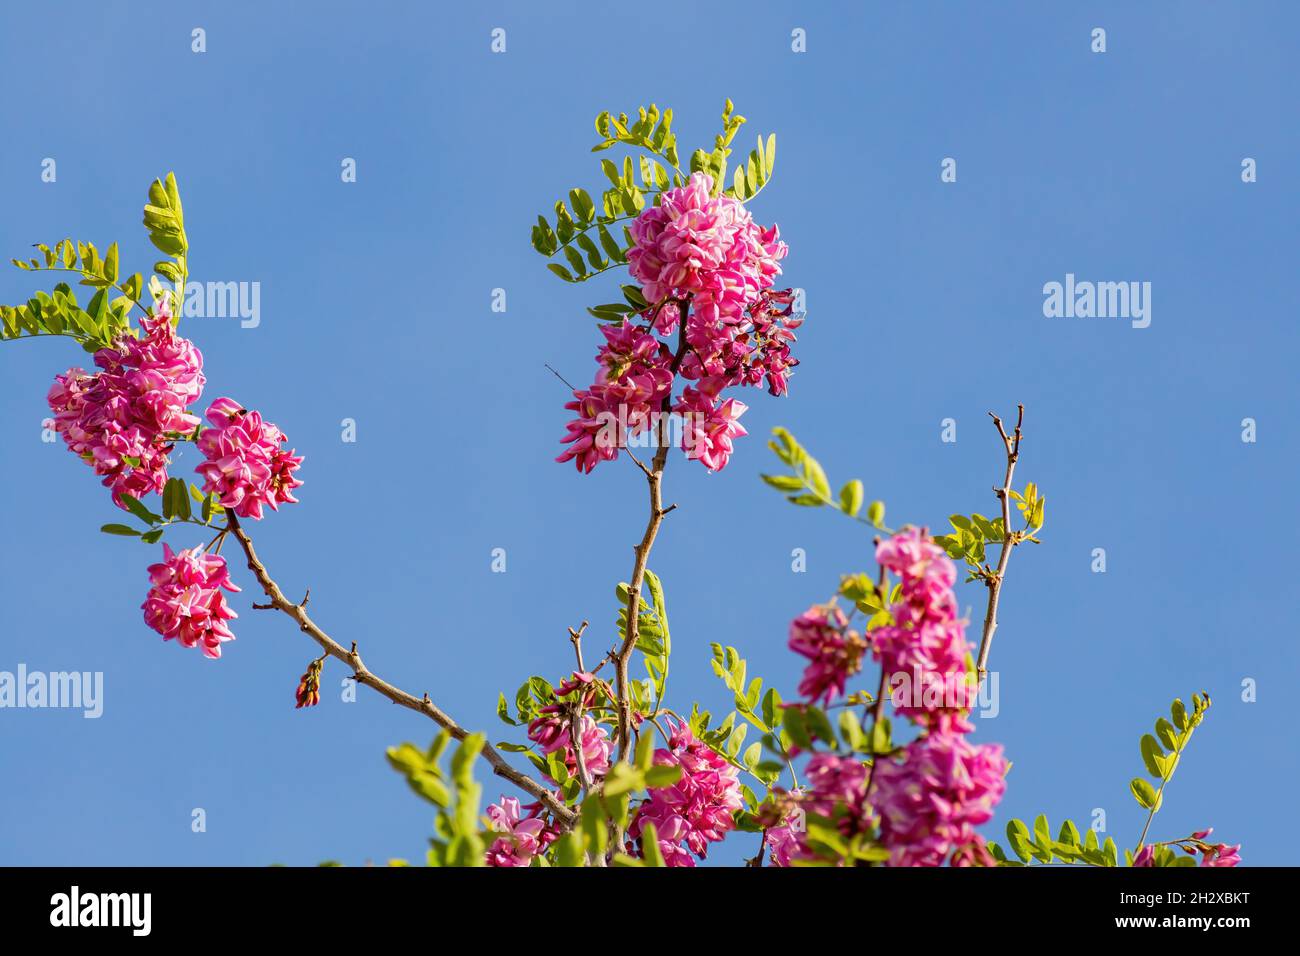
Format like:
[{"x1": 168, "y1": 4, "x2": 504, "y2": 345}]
[{"x1": 1, "y1": 0, "x2": 1295, "y2": 866}]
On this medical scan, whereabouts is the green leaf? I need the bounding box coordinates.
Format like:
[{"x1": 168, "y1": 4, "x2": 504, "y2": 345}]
[
  {"x1": 103, "y1": 243, "x2": 119, "y2": 283},
  {"x1": 760, "y1": 474, "x2": 804, "y2": 491},
  {"x1": 1130, "y1": 777, "x2": 1158, "y2": 810},
  {"x1": 1005, "y1": 819, "x2": 1032, "y2": 863},
  {"x1": 644, "y1": 765, "x2": 683, "y2": 788},
  {"x1": 866, "y1": 500, "x2": 885, "y2": 527},
  {"x1": 1155, "y1": 717, "x2": 1178, "y2": 751},
  {"x1": 162, "y1": 477, "x2": 191, "y2": 521},
  {"x1": 1171, "y1": 698, "x2": 1188, "y2": 731},
  {"x1": 803, "y1": 457, "x2": 831, "y2": 500},
  {"x1": 838, "y1": 479, "x2": 863, "y2": 517},
  {"x1": 786, "y1": 493, "x2": 825, "y2": 507},
  {"x1": 119, "y1": 493, "x2": 161, "y2": 526},
  {"x1": 761, "y1": 687, "x2": 783, "y2": 730},
  {"x1": 551, "y1": 831, "x2": 585, "y2": 867},
  {"x1": 634, "y1": 729, "x2": 655, "y2": 771},
  {"x1": 100, "y1": 523, "x2": 140, "y2": 536},
  {"x1": 838, "y1": 709, "x2": 865, "y2": 750},
  {"x1": 869, "y1": 715, "x2": 892, "y2": 755},
  {"x1": 639, "y1": 822, "x2": 666, "y2": 867},
  {"x1": 1059, "y1": 820, "x2": 1081, "y2": 847},
  {"x1": 1140, "y1": 734, "x2": 1166, "y2": 779}
]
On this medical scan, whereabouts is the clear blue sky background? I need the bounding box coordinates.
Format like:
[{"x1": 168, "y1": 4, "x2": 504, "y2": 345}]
[{"x1": 1, "y1": 1, "x2": 1295, "y2": 866}]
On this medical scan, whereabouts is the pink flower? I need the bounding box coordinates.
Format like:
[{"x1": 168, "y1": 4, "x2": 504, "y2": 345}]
[
  {"x1": 872, "y1": 732, "x2": 1007, "y2": 867},
  {"x1": 627, "y1": 173, "x2": 784, "y2": 325},
  {"x1": 560, "y1": 173, "x2": 794, "y2": 475},
  {"x1": 556, "y1": 328, "x2": 672, "y2": 473},
  {"x1": 47, "y1": 296, "x2": 205, "y2": 507},
  {"x1": 766, "y1": 820, "x2": 801, "y2": 867},
  {"x1": 141, "y1": 544, "x2": 240, "y2": 659},
  {"x1": 1191, "y1": 829, "x2": 1241, "y2": 867},
  {"x1": 630, "y1": 720, "x2": 743, "y2": 866},
  {"x1": 484, "y1": 796, "x2": 558, "y2": 867},
  {"x1": 1200, "y1": 843, "x2": 1242, "y2": 867},
  {"x1": 766, "y1": 756, "x2": 873, "y2": 866},
  {"x1": 594, "y1": 321, "x2": 673, "y2": 388},
  {"x1": 788, "y1": 604, "x2": 866, "y2": 705},
  {"x1": 527, "y1": 712, "x2": 612, "y2": 783},
  {"x1": 674, "y1": 387, "x2": 747, "y2": 472},
  {"x1": 872, "y1": 529, "x2": 977, "y2": 732},
  {"x1": 1132, "y1": 844, "x2": 1156, "y2": 867},
  {"x1": 195, "y1": 398, "x2": 303, "y2": 519}
]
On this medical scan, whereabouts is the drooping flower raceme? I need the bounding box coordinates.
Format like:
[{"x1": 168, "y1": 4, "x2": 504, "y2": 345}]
[
  {"x1": 47, "y1": 297, "x2": 205, "y2": 507},
  {"x1": 672, "y1": 387, "x2": 748, "y2": 473},
  {"x1": 765, "y1": 753, "x2": 875, "y2": 867},
  {"x1": 558, "y1": 172, "x2": 795, "y2": 474},
  {"x1": 629, "y1": 719, "x2": 743, "y2": 866},
  {"x1": 484, "y1": 796, "x2": 559, "y2": 868},
  {"x1": 872, "y1": 528, "x2": 977, "y2": 732},
  {"x1": 196, "y1": 397, "x2": 304, "y2": 519},
  {"x1": 788, "y1": 603, "x2": 866, "y2": 705},
  {"x1": 141, "y1": 544, "x2": 240, "y2": 659},
  {"x1": 871, "y1": 731, "x2": 1008, "y2": 867}
]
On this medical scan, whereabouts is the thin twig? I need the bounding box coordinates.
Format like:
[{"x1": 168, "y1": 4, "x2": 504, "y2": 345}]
[
  {"x1": 568, "y1": 620, "x2": 589, "y2": 672},
  {"x1": 544, "y1": 363, "x2": 576, "y2": 390},
  {"x1": 223, "y1": 510, "x2": 576, "y2": 827},
  {"x1": 975, "y1": 404, "x2": 1024, "y2": 684}
]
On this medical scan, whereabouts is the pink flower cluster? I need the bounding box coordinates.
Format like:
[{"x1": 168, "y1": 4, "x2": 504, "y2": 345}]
[
  {"x1": 628, "y1": 172, "x2": 785, "y2": 328},
  {"x1": 630, "y1": 720, "x2": 743, "y2": 866},
  {"x1": 869, "y1": 530, "x2": 1007, "y2": 865},
  {"x1": 141, "y1": 544, "x2": 240, "y2": 659},
  {"x1": 558, "y1": 172, "x2": 796, "y2": 474},
  {"x1": 872, "y1": 528, "x2": 977, "y2": 732},
  {"x1": 788, "y1": 603, "x2": 866, "y2": 705},
  {"x1": 872, "y1": 732, "x2": 1007, "y2": 867},
  {"x1": 47, "y1": 299, "x2": 205, "y2": 507},
  {"x1": 484, "y1": 796, "x2": 560, "y2": 867},
  {"x1": 196, "y1": 398, "x2": 303, "y2": 519},
  {"x1": 773, "y1": 530, "x2": 1007, "y2": 867},
  {"x1": 556, "y1": 323, "x2": 674, "y2": 473},
  {"x1": 764, "y1": 754, "x2": 874, "y2": 866},
  {"x1": 526, "y1": 675, "x2": 613, "y2": 783}
]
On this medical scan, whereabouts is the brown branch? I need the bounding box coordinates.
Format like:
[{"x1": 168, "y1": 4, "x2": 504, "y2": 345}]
[
  {"x1": 613, "y1": 295, "x2": 692, "y2": 764},
  {"x1": 606, "y1": 296, "x2": 692, "y2": 860},
  {"x1": 975, "y1": 404, "x2": 1024, "y2": 684},
  {"x1": 224, "y1": 510, "x2": 576, "y2": 827}
]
